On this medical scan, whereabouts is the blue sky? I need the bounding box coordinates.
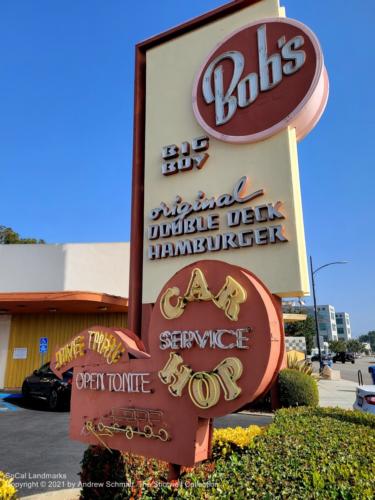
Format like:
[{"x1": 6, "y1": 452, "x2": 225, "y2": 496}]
[{"x1": 0, "y1": 1, "x2": 373, "y2": 336}]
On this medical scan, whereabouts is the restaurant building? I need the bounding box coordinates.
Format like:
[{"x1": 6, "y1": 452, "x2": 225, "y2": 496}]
[{"x1": 0, "y1": 243, "x2": 129, "y2": 389}]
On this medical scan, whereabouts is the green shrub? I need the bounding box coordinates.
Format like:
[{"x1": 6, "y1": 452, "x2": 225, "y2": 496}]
[
  {"x1": 121, "y1": 453, "x2": 170, "y2": 498},
  {"x1": 81, "y1": 409, "x2": 375, "y2": 499},
  {"x1": 123, "y1": 407, "x2": 375, "y2": 499},
  {"x1": 79, "y1": 445, "x2": 125, "y2": 500},
  {"x1": 287, "y1": 354, "x2": 313, "y2": 375},
  {"x1": 279, "y1": 368, "x2": 318, "y2": 407},
  {"x1": 176, "y1": 407, "x2": 375, "y2": 499}
]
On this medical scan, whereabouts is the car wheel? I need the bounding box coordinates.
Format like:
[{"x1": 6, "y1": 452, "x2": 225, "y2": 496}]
[{"x1": 48, "y1": 389, "x2": 60, "y2": 410}]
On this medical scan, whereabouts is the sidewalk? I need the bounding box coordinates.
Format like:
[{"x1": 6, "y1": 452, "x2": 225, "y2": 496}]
[
  {"x1": 23, "y1": 489, "x2": 80, "y2": 500},
  {"x1": 318, "y1": 377, "x2": 357, "y2": 410}
]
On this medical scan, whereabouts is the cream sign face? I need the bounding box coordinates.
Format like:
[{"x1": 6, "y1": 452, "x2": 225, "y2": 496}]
[
  {"x1": 138, "y1": 0, "x2": 328, "y2": 308},
  {"x1": 192, "y1": 17, "x2": 328, "y2": 143}
]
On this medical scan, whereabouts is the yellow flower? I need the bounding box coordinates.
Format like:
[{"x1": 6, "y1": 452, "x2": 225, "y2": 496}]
[
  {"x1": 212, "y1": 425, "x2": 262, "y2": 454},
  {"x1": 0, "y1": 471, "x2": 16, "y2": 500}
]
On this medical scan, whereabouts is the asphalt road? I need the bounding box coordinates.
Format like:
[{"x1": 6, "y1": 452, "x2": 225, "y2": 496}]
[
  {"x1": 313, "y1": 356, "x2": 375, "y2": 385},
  {"x1": 0, "y1": 395, "x2": 85, "y2": 498},
  {"x1": 0, "y1": 394, "x2": 272, "y2": 498}
]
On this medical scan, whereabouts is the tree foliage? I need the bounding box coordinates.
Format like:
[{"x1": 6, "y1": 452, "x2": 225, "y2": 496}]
[
  {"x1": 329, "y1": 339, "x2": 366, "y2": 354},
  {"x1": 0, "y1": 226, "x2": 45, "y2": 244},
  {"x1": 365, "y1": 331, "x2": 375, "y2": 351},
  {"x1": 328, "y1": 340, "x2": 347, "y2": 353},
  {"x1": 359, "y1": 334, "x2": 370, "y2": 343},
  {"x1": 347, "y1": 339, "x2": 366, "y2": 354},
  {"x1": 284, "y1": 310, "x2": 316, "y2": 353}
]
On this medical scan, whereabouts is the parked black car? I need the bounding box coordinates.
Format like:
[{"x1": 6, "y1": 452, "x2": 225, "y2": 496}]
[
  {"x1": 311, "y1": 353, "x2": 333, "y2": 362},
  {"x1": 332, "y1": 352, "x2": 355, "y2": 364},
  {"x1": 22, "y1": 362, "x2": 72, "y2": 410}
]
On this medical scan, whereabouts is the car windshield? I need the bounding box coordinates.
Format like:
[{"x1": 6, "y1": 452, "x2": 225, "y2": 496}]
[
  {"x1": 38, "y1": 362, "x2": 52, "y2": 374},
  {"x1": 37, "y1": 362, "x2": 72, "y2": 377}
]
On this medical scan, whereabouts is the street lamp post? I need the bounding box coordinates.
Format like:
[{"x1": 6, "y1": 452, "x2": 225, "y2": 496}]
[{"x1": 309, "y1": 256, "x2": 348, "y2": 368}]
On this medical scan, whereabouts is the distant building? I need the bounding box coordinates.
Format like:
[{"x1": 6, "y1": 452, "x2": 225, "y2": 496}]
[
  {"x1": 362, "y1": 342, "x2": 372, "y2": 353},
  {"x1": 335, "y1": 312, "x2": 352, "y2": 341},
  {"x1": 0, "y1": 243, "x2": 130, "y2": 389},
  {"x1": 304, "y1": 305, "x2": 339, "y2": 343},
  {"x1": 282, "y1": 302, "x2": 354, "y2": 347}
]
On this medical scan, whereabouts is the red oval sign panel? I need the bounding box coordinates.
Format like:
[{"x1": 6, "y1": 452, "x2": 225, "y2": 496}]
[
  {"x1": 148, "y1": 260, "x2": 284, "y2": 418},
  {"x1": 192, "y1": 17, "x2": 329, "y2": 143}
]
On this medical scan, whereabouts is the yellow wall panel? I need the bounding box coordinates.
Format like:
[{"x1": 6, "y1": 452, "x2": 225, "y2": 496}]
[{"x1": 4, "y1": 313, "x2": 127, "y2": 388}]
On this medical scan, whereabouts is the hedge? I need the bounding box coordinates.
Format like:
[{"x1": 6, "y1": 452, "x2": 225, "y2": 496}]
[
  {"x1": 116, "y1": 407, "x2": 375, "y2": 499},
  {"x1": 79, "y1": 446, "x2": 125, "y2": 500},
  {"x1": 279, "y1": 368, "x2": 319, "y2": 407}
]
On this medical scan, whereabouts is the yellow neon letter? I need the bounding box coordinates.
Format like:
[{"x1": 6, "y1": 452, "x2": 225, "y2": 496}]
[
  {"x1": 188, "y1": 372, "x2": 221, "y2": 409},
  {"x1": 160, "y1": 287, "x2": 185, "y2": 320},
  {"x1": 213, "y1": 276, "x2": 247, "y2": 321},
  {"x1": 158, "y1": 352, "x2": 192, "y2": 397},
  {"x1": 183, "y1": 268, "x2": 213, "y2": 302},
  {"x1": 215, "y1": 357, "x2": 243, "y2": 401}
]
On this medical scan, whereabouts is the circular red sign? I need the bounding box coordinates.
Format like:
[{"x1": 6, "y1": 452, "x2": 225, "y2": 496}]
[
  {"x1": 192, "y1": 17, "x2": 329, "y2": 143},
  {"x1": 148, "y1": 260, "x2": 284, "y2": 417}
]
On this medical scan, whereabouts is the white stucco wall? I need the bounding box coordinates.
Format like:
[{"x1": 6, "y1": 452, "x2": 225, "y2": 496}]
[
  {"x1": 0, "y1": 243, "x2": 130, "y2": 297},
  {"x1": 0, "y1": 315, "x2": 11, "y2": 389}
]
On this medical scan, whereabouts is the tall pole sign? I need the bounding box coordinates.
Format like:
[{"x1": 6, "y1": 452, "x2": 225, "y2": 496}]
[
  {"x1": 52, "y1": 0, "x2": 329, "y2": 469},
  {"x1": 129, "y1": 0, "x2": 328, "y2": 336}
]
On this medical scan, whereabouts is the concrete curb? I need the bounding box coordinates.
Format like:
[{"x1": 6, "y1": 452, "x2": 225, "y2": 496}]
[{"x1": 239, "y1": 410, "x2": 274, "y2": 417}]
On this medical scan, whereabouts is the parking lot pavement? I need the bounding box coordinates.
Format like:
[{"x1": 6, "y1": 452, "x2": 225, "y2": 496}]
[
  {"x1": 0, "y1": 395, "x2": 85, "y2": 498},
  {"x1": 313, "y1": 356, "x2": 375, "y2": 385},
  {"x1": 0, "y1": 394, "x2": 271, "y2": 497},
  {"x1": 214, "y1": 412, "x2": 273, "y2": 428}
]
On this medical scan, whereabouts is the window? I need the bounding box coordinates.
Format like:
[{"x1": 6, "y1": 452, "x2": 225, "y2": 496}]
[
  {"x1": 337, "y1": 327, "x2": 344, "y2": 334},
  {"x1": 330, "y1": 312, "x2": 336, "y2": 321},
  {"x1": 336, "y1": 318, "x2": 343, "y2": 324},
  {"x1": 332, "y1": 324, "x2": 336, "y2": 331},
  {"x1": 318, "y1": 323, "x2": 327, "y2": 331}
]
